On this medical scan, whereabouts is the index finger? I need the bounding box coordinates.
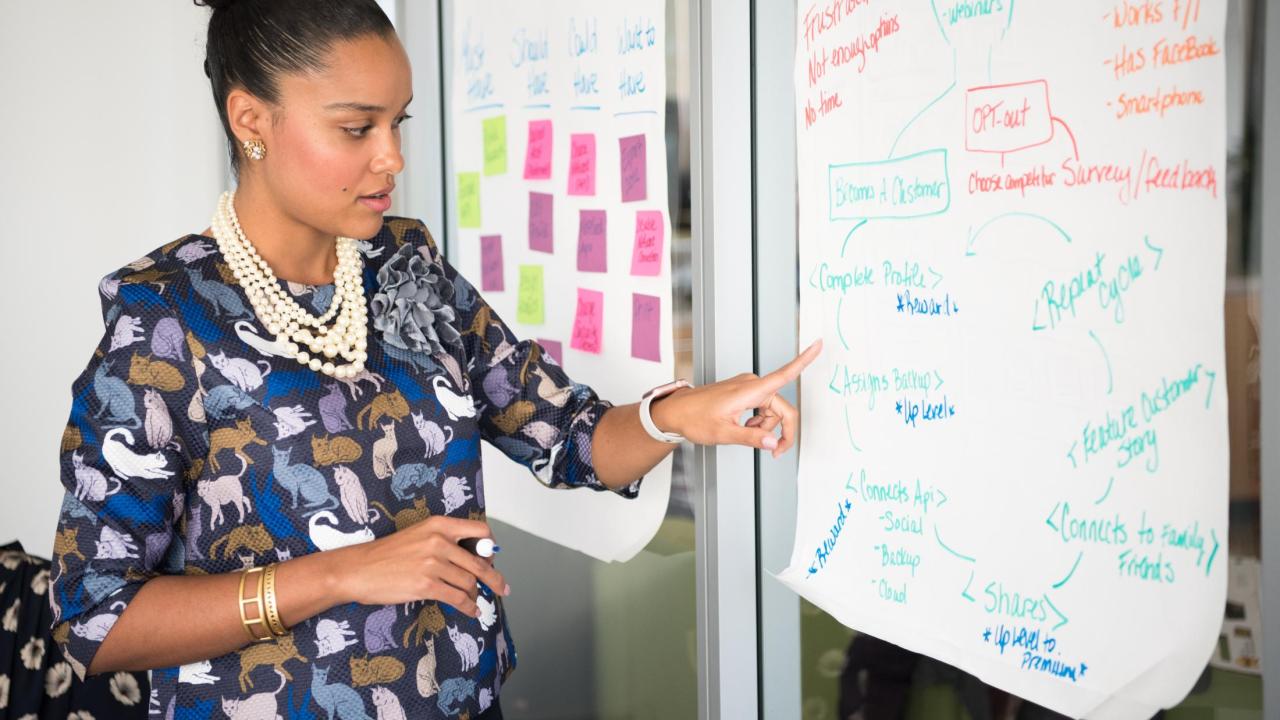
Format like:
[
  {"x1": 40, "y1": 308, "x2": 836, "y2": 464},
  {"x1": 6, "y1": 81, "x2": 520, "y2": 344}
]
[{"x1": 756, "y1": 338, "x2": 824, "y2": 395}]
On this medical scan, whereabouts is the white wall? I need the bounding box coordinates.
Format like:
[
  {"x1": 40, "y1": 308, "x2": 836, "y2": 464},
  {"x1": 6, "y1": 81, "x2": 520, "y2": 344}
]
[{"x1": 0, "y1": 2, "x2": 225, "y2": 558}]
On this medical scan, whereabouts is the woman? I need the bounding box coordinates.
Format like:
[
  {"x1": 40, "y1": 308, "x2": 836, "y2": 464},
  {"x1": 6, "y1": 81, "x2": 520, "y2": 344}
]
[{"x1": 48, "y1": 0, "x2": 820, "y2": 717}]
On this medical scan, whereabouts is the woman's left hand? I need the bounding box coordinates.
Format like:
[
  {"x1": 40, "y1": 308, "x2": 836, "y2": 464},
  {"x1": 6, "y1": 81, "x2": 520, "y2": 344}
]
[{"x1": 651, "y1": 339, "x2": 823, "y2": 458}]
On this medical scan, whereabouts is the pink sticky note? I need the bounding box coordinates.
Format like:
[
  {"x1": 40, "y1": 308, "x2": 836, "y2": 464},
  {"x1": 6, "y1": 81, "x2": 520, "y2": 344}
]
[
  {"x1": 480, "y1": 235, "x2": 504, "y2": 292},
  {"x1": 524, "y1": 119, "x2": 553, "y2": 180},
  {"x1": 567, "y1": 133, "x2": 596, "y2": 196},
  {"x1": 570, "y1": 288, "x2": 604, "y2": 354},
  {"x1": 631, "y1": 293, "x2": 662, "y2": 362},
  {"x1": 576, "y1": 210, "x2": 608, "y2": 273},
  {"x1": 630, "y1": 211, "x2": 665, "y2": 276},
  {"x1": 528, "y1": 192, "x2": 554, "y2": 253},
  {"x1": 537, "y1": 338, "x2": 563, "y2": 366},
  {"x1": 619, "y1": 134, "x2": 648, "y2": 202}
]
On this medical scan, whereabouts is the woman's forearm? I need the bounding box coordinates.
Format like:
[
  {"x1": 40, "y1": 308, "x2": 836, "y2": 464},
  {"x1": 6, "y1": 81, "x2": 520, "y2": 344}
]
[
  {"x1": 590, "y1": 392, "x2": 688, "y2": 491},
  {"x1": 88, "y1": 544, "x2": 352, "y2": 675}
]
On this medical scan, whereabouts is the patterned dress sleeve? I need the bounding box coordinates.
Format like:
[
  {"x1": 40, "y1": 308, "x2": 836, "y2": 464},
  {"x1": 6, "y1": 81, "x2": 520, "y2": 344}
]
[
  {"x1": 410, "y1": 222, "x2": 642, "y2": 498},
  {"x1": 49, "y1": 275, "x2": 203, "y2": 680}
]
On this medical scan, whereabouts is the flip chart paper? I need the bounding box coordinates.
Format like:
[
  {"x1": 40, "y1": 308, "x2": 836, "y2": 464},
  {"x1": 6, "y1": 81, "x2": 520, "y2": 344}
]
[{"x1": 780, "y1": 3, "x2": 1228, "y2": 718}]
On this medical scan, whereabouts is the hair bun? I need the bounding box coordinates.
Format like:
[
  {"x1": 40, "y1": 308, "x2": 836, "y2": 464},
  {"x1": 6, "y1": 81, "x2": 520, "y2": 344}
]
[{"x1": 194, "y1": 0, "x2": 242, "y2": 10}]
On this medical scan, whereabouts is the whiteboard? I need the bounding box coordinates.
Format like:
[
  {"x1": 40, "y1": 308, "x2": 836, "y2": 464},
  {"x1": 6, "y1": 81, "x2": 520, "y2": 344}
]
[
  {"x1": 449, "y1": 0, "x2": 674, "y2": 562},
  {"x1": 779, "y1": 2, "x2": 1228, "y2": 717}
]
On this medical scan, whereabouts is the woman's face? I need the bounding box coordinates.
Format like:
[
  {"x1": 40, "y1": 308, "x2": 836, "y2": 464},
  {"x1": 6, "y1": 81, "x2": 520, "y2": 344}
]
[{"x1": 252, "y1": 33, "x2": 413, "y2": 241}]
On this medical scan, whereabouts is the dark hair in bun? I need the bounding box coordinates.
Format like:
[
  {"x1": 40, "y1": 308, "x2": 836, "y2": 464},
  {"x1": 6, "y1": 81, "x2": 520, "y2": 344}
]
[{"x1": 193, "y1": 0, "x2": 395, "y2": 176}]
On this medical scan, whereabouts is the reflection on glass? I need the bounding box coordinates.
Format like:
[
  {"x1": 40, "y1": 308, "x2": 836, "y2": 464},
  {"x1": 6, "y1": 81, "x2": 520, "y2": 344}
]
[
  {"x1": 495, "y1": 1, "x2": 697, "y2": 718},
  {"x1": 798, "y1": 1, "x2": 1265, "y2": 718}
]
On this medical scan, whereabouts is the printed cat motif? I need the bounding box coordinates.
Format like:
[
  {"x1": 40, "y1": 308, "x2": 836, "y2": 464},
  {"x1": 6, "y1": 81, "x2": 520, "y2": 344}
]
[
  {"x1": 92, "y1": 360, "x2": 142, "y2": 428},
  {"x1": 447, "y1": 624, "x2": 484, "y2": 672},
  {"x1": 350, "y1": 654, "x2": 405, "y2": 687},
  {"x1": 272, "y1": 405, "x2": 316, "y2": 441},
  {"x1": 389, "y1": 463, "x2": 441, "y2": 502},
  {"x1": 221, "y1": 668, "x2": 286, "y2": 720},
  {"x1": 186, "y1": 505, "x2": 206, "y2": 560},
  {"x1": 432, "y1": 376, "x2": 477, "y2": 421},
  {"x1": 72, "y1": 451, "x2": 122, "y2": 502},
  {"x1": 337, "y1": 369, "x2": 386, "y2": 400},
  {"x1": 334, "y1": 466, "x2": 377, "y2": 525},
  {"x1": 271, "y1": 445, "x2": 339, "y2": 515},
  {"x1": 411, "y1": 411, "x2": 453, "y2": 458},
  {"x1": 363, "y1": 605, "x2": 399, "y2": 654},
  {"x1": 530, "y1": 366, "x2": 572, "y2": 407},
  {"x1": 370, "y1": 498, "x2": 431, "y2": 533},
  {"x1": 60, "y1": 494, "x2": 99, "y2": 528},
  {"x1": 311, "y1": 434, "x2": 363, "y2": 466},
  {"x1": 204, "y1": 384, "x2": 257, "y2": 421},
  {"x1": 482, "y1": 367, "x2": 518, "y2": 409},
  {"x1": 479, "y1": 687, "x2": 493, "y2": 713},
  {"x1": 308, "y1": 511, "x2": 374, "y2": 552},
  {"x1": 520, "y1": 420, "x2": 560, "y2": 450},
  {"x1": 175, "y1": 239, "x2": 215, "y2": 264},
  {"x1": 318, "y1": 383, "x2": 355, "y2": 433},
  {"x1": 184, "y1": 267, "x2": 251, "y2": 318},
  {"x1": 356, "y1": 390, "x2": 410, "y2": 430},
  {"x1": 209, "y1": 523, "x2": 274, "y2": 560},
  {"x1": 441, "y1": 476, "x2": 474, "y2": 514},
  {"x1": 310, "y1": 663, "x2": 374, "y2": 720},
  {"x1": 209, "y1": 350, "x2": 272, "y2": 393},
  {"x1": 370, "y1": 685, "x2": 407, "y2": 720},
  {"x1": 197, "y1": 455, "x2": 253, "y2": 529},
  {"x1": 53, "y1": 527, "x2": 86, "y2": 576},
  {"x1": 475, "y1": 595, "x2": 497, "y2": 631},
  {"x1": 109, "y1": 314, "x2": 145, "y2": 353},
  {"x1": 490, "y1": 400, "x2": 535, "y2": 435},
  {"x1": 234, "y1": 320, "x2": 294, "y2": 359},
  {"x1": 236, "y1": 633, "x2": 305, "y2": 693},
  {"x1": 128, "y1": 353, "x2": 185, "y2": 392},
  {"x1": 371, "y1": 422, "x2": 398, "y2": 480},
  {"x1": 436, "y1": 677, "x2": 476, "y2": 715},
  {"x1": 415, "y1": 635, "x2": 440, "y2": 697},
  {"x1": 314, "y1": 617, "x2": 360, "y2": 658},
  {"x1": 150, "y1": 317, "x2": 187, "y2": 362},
  {"x1": 102, "y1": 428, "x2": 173, "y2": 480},
  {"x1": 402, "y1": 603, "x2": 446, "y2": 648},
  {"x1": 209, "y1": 418, "x2": 267, "y2": 473},
  {"x1": 178, "y1": 658, "x2": 219, "y2": 685},
  {"x1": 143, "y1": 387, "x2": 176, "y2": 448},
  {"x1": 71, "y1": 600, "x2": 126, "y2": 641},
  {"x1": 274, "y1": 546, "x2": 291, "y2": 562}
]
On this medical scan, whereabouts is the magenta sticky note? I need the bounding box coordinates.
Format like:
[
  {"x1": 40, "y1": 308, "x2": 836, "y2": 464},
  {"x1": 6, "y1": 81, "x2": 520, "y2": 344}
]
[
  {"x1": 576, "y1": 210, "x2": 608, "y2": 273},
  {"x1": 528, "y1": 192, "x2": 554, "y2": 253},
  {"x1": 480, "y1": 235, "x2": 504, "y2": 292},
  {"x1": 570, "y1": 288, "x2": 604, "y2": 354},
  {"x1": 524, "y1": 119, "x2": 553, "y2": 180},
  {"x1": 567, "y1": 133, "x2": 596, "y2": 196},
  {"x1": 537, "y1": 338, "x2": 563, "y2": 366},
  {"x1": 619, "y1": 134, "x2": 648, "y2": 202},
  {"x1": 631, "y1": 293, "x2": 662, "y2": 362},
  {"x1": 630, "y1": 210, "x2": 664, "y2": 276}
]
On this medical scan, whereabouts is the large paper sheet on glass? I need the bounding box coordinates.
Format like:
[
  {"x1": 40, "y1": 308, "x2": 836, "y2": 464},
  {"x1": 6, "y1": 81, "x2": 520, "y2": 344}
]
[
  {"x1": 779, "y1": 2, "x2": 1228, "y2": 717},
  {"x1": 449, "y1": 1, "x2": 673, "y2": 562}
]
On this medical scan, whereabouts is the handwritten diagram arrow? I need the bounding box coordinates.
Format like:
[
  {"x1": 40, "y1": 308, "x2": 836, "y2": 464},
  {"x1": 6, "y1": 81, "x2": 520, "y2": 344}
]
[{"x1": 965, "y1": 212, "x2": 1072, "y2": 258}]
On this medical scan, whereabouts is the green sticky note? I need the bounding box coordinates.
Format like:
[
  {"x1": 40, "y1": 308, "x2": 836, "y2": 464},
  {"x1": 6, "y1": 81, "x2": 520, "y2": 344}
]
[
  {"x1": 457, "y1": 172, "x2": 481, "y2": 228},
  {"x1": 483, "y1": 115, "x2": 508, "y2": 176},
  {"x1": 517, "y1": 265, "x2": 545, "y2": 324}
]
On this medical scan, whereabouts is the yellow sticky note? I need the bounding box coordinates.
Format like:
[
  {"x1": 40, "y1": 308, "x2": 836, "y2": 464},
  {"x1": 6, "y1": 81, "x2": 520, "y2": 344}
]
[
  {"x1": 517, "y1": 265, "x2": 544, "y2": 325},
  {"x1": 483, "y1": 115, "x2": 508, "y2": 176},
  {"x1": 457, "y1": 172, "x2": 481, "y2": 228}
]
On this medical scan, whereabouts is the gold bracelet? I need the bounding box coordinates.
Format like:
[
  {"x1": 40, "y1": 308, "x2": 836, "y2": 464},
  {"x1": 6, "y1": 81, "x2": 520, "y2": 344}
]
[
  {"x1": 262, "y1": 563, "x2": 288, "y2": 637},
  {"x1": 237, "y1": 566, "x2": 271, "y2": 642}
]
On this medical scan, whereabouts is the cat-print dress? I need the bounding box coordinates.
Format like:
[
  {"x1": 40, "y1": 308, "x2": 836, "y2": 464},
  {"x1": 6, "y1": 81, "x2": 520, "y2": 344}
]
[{"x1": 49, "y1": 216, "x2": 641, "y2": 719}]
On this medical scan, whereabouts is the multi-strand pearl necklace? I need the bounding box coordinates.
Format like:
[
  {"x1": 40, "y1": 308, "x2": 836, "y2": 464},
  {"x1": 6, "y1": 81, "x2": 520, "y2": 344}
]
[{"x1": 210, "y1": 190, "x2": 369, "y2": 378}]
